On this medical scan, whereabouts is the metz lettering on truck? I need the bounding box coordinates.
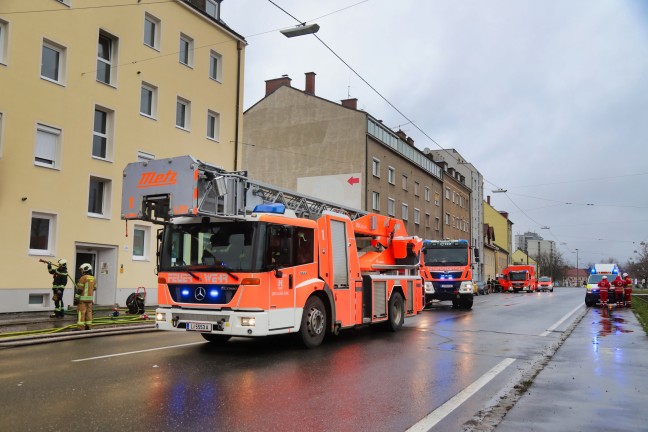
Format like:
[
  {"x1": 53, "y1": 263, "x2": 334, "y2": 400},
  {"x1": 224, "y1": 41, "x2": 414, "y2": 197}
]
[
  {"x1": 165, "y1": 273, "x2": 230, "y2": 284},
  {"x1": 137, "y1": 170, "x2": 177, "y2": 189}
]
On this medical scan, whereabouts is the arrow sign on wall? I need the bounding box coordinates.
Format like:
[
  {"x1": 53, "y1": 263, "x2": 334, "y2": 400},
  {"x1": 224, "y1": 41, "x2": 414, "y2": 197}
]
[{"x1": 347, "y1": 176, "x2": 360, "y2": 185}]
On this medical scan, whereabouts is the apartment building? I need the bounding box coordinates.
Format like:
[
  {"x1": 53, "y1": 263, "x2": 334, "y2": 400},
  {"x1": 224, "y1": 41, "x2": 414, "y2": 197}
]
[
  {"x1": 0, "y1": 0, "x2": 245, "y2": 312},
  {"x1": 484, "y1": 196, "x2": 514, "y2": 275},
  {"x1": 242, "y1": 73, "x2": 445, "y2": 239}
]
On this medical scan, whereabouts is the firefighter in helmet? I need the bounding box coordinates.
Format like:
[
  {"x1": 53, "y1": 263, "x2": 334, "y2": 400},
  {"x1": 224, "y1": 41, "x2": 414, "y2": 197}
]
[
  {"x1": 75, "y1": 263, "x2": 96, "y2": 331},
  {"x1": 48, "y1": 259, "x2": 68, "y2": 318},
  {"x1": 622, "y1": 272, "x2": 633, "y2": 307}
]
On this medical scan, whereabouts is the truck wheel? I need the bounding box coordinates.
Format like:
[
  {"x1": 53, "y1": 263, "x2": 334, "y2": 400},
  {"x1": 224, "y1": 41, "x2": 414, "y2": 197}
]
[
  {"x1": 385, "y1": 292, "x2": 405, "y2": 332},
  {"x1": 461, "y1": 297, "x2": 473, "y2": 310},
  {"x1": 201, "y1": 334, "x2": 231, "y2": 344},
  {"x1": 452, "y1": 299, "x2": 459, "y2": 309},
  {"x1": 300, "y1": 296, "x2": 326, "y2": 348}
]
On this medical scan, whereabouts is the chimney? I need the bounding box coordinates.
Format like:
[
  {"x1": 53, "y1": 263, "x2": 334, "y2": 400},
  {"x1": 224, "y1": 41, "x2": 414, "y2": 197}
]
[
  {"x1": 341, "y1": 98, "x2": 358, "y2": 110},
  {"x1": 487, "y1": 195, "x2": 491, "y2": 205},
  {"x1": 406, "y1": 137, "x2": 414, "y2": 146},
  {"x1": 265, "y1": 75, "x2": 292, "y2": 96},
  {"x1": 396, "y1": 129, "x2": 407, "y2": 141},
  {"x1": 304, "y1": 72, "x2": 316, "y2": 95}
]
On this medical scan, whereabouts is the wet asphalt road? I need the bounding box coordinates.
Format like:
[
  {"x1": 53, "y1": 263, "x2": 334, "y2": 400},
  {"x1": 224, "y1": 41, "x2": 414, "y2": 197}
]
[{"x1": 0, "y1": 288, "x2": 644, "y2": 431}]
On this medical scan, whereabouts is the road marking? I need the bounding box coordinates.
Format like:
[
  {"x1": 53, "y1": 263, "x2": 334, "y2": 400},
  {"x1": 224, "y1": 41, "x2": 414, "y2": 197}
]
[
  {"x1": 539, "y1": 303, "x2": 583, "y2": 336},
  {"x1": 406, "y1": 357, "x2": 516, "y2": 432},
  {"x1": 72, "y1": 341, "x2": 206, "y2": 362}
]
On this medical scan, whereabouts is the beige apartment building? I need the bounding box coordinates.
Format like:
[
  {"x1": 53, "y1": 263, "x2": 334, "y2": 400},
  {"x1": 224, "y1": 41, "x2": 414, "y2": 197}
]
[
  {"x1": 0, "y1": 0, "x2": 245, "y2": 312},
  {"x1": 242, "y1": 72, "x2": 455, "y2": 240}
]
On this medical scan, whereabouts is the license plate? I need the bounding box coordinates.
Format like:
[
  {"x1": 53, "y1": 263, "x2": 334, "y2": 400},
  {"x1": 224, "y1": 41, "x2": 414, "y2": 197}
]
[
  {"x1": 441, "y1": 284, "x2": 453, "y2": 288},
  {"x1": 187, "y1": 322, "x2": 211, "y2": 332}
]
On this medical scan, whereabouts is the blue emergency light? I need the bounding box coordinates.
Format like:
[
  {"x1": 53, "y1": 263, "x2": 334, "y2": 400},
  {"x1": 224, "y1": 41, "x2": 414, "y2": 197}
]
[
  {"x1": 253, "y1": 203, "x2": 286, "y2": 214},
  {"x1": 209, "y1": 289, "x2": 219, "y2": 298}
]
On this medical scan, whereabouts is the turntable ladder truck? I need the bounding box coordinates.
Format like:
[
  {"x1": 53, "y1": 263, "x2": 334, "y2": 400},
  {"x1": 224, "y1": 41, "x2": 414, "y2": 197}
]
[{"x1": 121, "y1": 155, "x2": 424, "y2": 348}]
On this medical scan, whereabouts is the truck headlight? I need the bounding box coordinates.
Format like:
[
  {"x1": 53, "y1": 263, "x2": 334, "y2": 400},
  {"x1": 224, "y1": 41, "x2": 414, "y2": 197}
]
[
  {"x1": 424, "y1": 281, "x2": 434, "y2": 294},
  {"x1": 241, "y1": 317, "x2": 256, "y2": 327},
  {"x1": 459, "y1": 281, "x2": 473, "y2": 294},
  {"x1": 156, "y1": 312, "x2": 166, "y2": 322}
]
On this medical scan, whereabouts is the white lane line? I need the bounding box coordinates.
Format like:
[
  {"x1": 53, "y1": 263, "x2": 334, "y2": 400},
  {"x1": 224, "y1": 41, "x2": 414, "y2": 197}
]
[
  {"x1": 72, "y1": 341, "x2": 206, "y2": 362},
  {"x1": 539, "y1": 303, "x2": 583, "y2": 337},
  {"x1": 406, "y1": 357, "x2": 516, "y2": 432}
]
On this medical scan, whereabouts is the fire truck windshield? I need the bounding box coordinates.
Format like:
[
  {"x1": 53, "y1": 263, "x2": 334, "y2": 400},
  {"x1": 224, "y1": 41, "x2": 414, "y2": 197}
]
[
  {"x1": 509, "y1": 271, "x2": 528, "y2": 281},
  {"x1": 160, "y1": 222, "x2": 259, "y2": 272},
  {"x1": 422, "y1": 247, "x2": 469, "y2": 266}
]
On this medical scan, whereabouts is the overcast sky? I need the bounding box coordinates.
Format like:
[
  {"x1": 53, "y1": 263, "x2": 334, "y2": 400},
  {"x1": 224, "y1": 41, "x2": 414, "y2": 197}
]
[{"x1": 221, "y1": 0, "x2": 648, "y2": 268}]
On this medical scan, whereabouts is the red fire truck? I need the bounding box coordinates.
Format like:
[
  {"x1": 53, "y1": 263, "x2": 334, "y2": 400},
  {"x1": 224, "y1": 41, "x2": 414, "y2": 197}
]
[{"x1": 121, "y1": 156, "x2": 424, "y2": 348}]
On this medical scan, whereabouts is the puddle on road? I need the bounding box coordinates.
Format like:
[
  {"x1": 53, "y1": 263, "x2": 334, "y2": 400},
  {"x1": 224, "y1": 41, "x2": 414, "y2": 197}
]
[{"x1": 592, "y1": 308, "x2": 633, "y2": 338}]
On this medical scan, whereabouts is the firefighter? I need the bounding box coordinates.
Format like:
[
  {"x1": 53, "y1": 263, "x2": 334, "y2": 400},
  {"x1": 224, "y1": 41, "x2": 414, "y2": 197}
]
[
  {"x1": 622, "y1": 272, "x2": 633, "y2": 308},
  {"x1": 598, "y1": 275, "x2": 610, "y2": 307},
  {"x1": 75, "y1": 263, "x2": 96, "y2": 331},
  {"x1": 48, "y1": 259, "x2": 68, "y2": 318}
]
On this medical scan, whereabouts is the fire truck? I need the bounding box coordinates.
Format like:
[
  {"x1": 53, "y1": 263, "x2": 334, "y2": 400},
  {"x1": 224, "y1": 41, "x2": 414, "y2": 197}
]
[
  {"x1": 502, "y1": 265, "x2": 537, "y2": 293},
  {"x1": 420, "y1": 239, "x2": 477, "y2": 310},
  {"x1": 121, "y1": 156, "x2": 424, "y2": 348}
]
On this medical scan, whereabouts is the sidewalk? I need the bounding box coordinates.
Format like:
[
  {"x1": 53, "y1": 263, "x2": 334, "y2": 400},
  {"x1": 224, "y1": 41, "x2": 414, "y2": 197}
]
[{"x1": 0, "y1": 306, "x2": 156, "y2": 348}]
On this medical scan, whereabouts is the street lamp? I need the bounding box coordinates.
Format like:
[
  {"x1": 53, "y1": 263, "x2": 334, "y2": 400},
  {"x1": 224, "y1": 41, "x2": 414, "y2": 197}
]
[
  {"x1": 575, "y1": 248, "x2": 579, "y2": 286},
  {"x1": 492, "y1": 188, "x2": 507, "y2": 193},
  {"x1": 280, "y1": 23, "x2": 320, "y2": 38}
]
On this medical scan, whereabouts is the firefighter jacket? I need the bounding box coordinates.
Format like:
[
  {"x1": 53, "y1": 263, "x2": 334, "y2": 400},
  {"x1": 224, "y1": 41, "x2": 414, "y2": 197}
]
[
  {"x1": 48, "y1": 265, "x2": 68, "y2": 288},
  {"x1": 612, "y1": 276, "x2": 624, "y2": 288},
  {"x1": 623, "y1": 276, "x2": 632, "y2": 287},
  {"x1": 598, "y1": 279, "x2": 610, "y2": 289},
  {"x1": 76, "y1": 275, "x2": 96, "y2": 302}
]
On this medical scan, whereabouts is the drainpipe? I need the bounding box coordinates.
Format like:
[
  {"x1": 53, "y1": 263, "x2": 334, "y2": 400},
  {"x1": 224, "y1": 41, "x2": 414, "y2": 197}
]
[{"x1": 233, "y1": 40, "x2": 243, "y2": 170}]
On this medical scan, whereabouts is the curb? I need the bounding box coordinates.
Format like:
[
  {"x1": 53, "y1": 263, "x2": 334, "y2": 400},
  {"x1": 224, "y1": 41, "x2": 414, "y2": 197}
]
[{"x1": 0, "y1": 324, "x2": 156, "y2": 348}]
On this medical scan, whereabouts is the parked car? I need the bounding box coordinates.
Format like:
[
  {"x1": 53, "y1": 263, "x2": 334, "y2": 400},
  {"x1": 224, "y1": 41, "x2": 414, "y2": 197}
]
[
  {"x1": 476, "y1": 281, "x2": 489, "y2": 295},
  {"x1": 538, "y1": 276, "x2": 554, "y2": 292}
]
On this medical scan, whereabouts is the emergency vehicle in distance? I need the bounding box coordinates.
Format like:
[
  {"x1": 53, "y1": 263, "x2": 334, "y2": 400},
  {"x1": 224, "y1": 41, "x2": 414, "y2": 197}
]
[
  {"x1": 501, "y1": 265, "x2": 537, "y2": 293},
  {"x1": 121, "y1": 156, "x2": 424, "y2": 348},
  {"x1": 584, "y1": 263, "x2": 619, "y2": 307},
  {"x1": 420, "y1": 239, "x2": 477, "y2": 310}
]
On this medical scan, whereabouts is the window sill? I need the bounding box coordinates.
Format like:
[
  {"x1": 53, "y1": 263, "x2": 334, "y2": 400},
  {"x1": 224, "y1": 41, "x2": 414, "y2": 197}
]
[
  {"x1": 96, "y1": 79, "x2": 117, "y2": 89},
  {"x1": 40, "y1": 76, "x2": 66, "y2": 87},
  {"x1": 87, "y1": 213, "x2": 111, "y2": 220},
  {"x1": 29, "y1": 251, "x2": 53, "y2": 257},
  {"x1": 175, "y1": 125, "x2": 190, "y2": 132},
  {"x1": 140, "y1": 113, "x2": 157, "y2": 121},
  {"x1": 91, "y1": 156, "x2": 113, "y2": 163}
]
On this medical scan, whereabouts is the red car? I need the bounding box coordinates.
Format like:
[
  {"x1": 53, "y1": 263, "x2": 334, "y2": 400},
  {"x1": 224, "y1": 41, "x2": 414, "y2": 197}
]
[{"x1": 538, "y1": 276, "x2": 554, "y2": 292}]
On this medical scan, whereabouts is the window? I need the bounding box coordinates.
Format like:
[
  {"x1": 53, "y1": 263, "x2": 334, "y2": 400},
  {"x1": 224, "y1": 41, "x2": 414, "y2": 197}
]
[
  {"x1": 41, "y1": 39, "x2": 66, "y2": 84},
  {"x1": 445, "y1": 213, "x2": 450, "y2": 225},
  {"x1": 434, "y1": 191, "x2": 440, "y2": 206},
  {"x1": 35, "y1": 124, "x2": 61, "y2": 169},
  {"x1": 445, "y1": 188, "x2": 450, "y2": 199},
  {"x1": 176, "y1": 97, "x2": 191, "y2": 130},
  {"x1": 372, "y1": 158, "x2": 380, "y2": 177},
  {"x1": 425, "y1": 213, "x2": 430, "y2": 228},
  {"x1": 435, "y1": 217, "x2": 440, "y2": 231},
  {"x1": 424, "y1": 187, "x2": 430, "y2": 202},
  {"x1": 30, "y1": 212, "x2": 56, "y2": 255},
  {"x1": 402, "y1": 175, "x2": 407, "y2": 190},
  {"x1": 92, "y1": 106, "x2": 113, "y2": 160},
  {"x1": 414, "y1": 208, "x2": 420, "y2": 225},
  {"x1": 414, "y1": 182, "x2": 420, "y2": 196},
  {"x1": 401, "y1": 203, "x2": 408, "y2": 221},
  {"x1": 209, "y1": 50, "x2": 222, "y2": 81},
  {"x1": 140, "y1": 82, "x2": 157, "y2": 118},
  {"x1": 387, "y1": 198, "x2": 395, "y2": 217},
  {"x1": 0, "y1": 19, "x2": 8, "y2": 65},
  {"x1": 143, "y1": 13, "x2": 160, "y2": 49},
  {"x1": 206, "y1": 0, "x2": 220, "y2": 19},
  {"x1": 88, "y1": 176, "x2": 112, "y2": 217},
  {"x1": 137, "y1": 150, "x2": 155, "y2": 162},
  {"x1": 133, "y1": 225, "x2": 150, "y2": 260},
  {"x1": 388, "y1": 166, "x2": 395, "y2": 184},
  {"x1": 97, "y1": 31, "x2": 118, "y2": 85},
  {"x1": 372, "y1": 191, "x2": 380, "y2": 211},
  {"x1": 179, "y1": 33, "x2": 193, "y2": 67},
  {"x1": 207, "y1": 110, "x2": 220, "y2": 141}
]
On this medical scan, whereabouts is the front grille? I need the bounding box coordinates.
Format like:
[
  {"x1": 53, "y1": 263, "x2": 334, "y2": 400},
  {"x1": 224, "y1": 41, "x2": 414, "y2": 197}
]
[
  {"x1": 431, "y1": 271, "x2": 463, "y2": 279},
  {"x1": 168, "y1": 284, "x2": 239, "y2": 305}
]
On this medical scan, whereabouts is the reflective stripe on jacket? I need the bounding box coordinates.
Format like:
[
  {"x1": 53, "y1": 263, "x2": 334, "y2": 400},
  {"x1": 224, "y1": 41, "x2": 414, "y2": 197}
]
[{"x1": 76, "y1": 275, "x2": 96, "y2": 301}]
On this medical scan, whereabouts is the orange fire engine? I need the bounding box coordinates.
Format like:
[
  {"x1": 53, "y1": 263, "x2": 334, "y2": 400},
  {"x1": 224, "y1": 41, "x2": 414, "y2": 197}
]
[{"x1": 121, "y1": 156, "x2": 424, "y2": 348}]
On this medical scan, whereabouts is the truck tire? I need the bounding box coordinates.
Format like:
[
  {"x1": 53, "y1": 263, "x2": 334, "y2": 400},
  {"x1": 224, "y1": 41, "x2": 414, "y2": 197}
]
[
  {"x1": 201, "y1": 334, "x2": 231, "y2": 344},
  {"x1": 385, "y1": 292, "x2": 405, "y2": 332},
  {"x1": 460, "y1": 297, "x2": 473, "y2": 310},
  {"x1": 300, "y1": 296, "x2": 326, "y2": 349}
]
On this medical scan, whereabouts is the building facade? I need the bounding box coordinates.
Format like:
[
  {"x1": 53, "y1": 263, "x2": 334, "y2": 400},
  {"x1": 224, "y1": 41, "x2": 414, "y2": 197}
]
[
  {"x1": 0, "y1": 0, "x2": 245, "y2": 312},
  {"x1": 427, "y1": 148, "x2": 483, "y2": 281},
  {"x1": 242, "y1": 73, "x2": 447, "y2": 239},
  {"x1": 484, "y1": 197, "x2": 514, "y2": 276}
]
